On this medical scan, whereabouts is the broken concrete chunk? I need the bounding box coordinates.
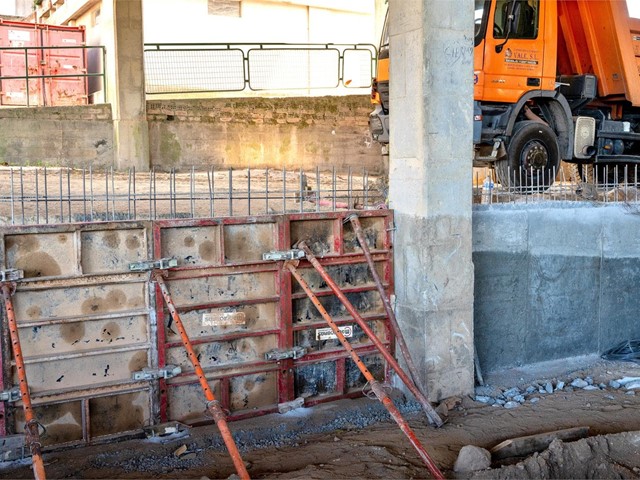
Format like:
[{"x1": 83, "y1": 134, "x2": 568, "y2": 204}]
[
  {"x1": 491, "y1": 426, "x2": 589, "y2": 461},
  {"x1": 503, "y1": 387, "x2": 520, "y2": 398},
  {"x1": 583, "y1": 385, "x2": 599, "y2": 391},
  {"x1": 278, "y1": 397, "x2": 305, "y2": 414},
  {"x1": 545, "y1": 382, "x2": 553, "y2": 393},
  {"x1": 475, "y1": 395, "x2": 493, "y2": 404},
  {"x1": 614, "y1": 376, "x2": 640, "y2": 386},
  {"x1": 173, "y1": 445, "x2": 188, "y2": 457},
  {"x1": 571, "y1": 378, "x2": 588, "y2": 388},
  {"x1": 513, "y1": 395, "x2": 525, "y2": 403},
  {"x1": 530, "y1": 397, "x2": 540, "y2": 404},
  {"x1": 453, "y1": 445, "x2": 491, "y2": 472},
  {"x1": 555, "y1": 381, "x2": 565, "y2": 390},
  {"x1": 504, "y1": 401, "x2": 520, "y2": 409},
  {"x1": 609, "y1": 380, "x2": 621, "y2": 389},
  {"x1": 624, "y1": 381, "x2": 640, "y2": 390}
]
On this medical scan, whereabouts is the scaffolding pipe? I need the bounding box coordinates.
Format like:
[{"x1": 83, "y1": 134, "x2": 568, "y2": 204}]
[
  {"x1": 297, "y1": 240, "x2": 443, "y2": 427},
  {"x1": 285, "y1": 261, "x2": 444, "y2": 479},
  {"x1": 152, "y1": 272, "x2": 250, "y2": 480},
  {"x1": 346, "y1": 214, "x2": 431, "y2": 401},
  {"x1": 1, "y1": 284, "x2": 46, "y2": 480}
]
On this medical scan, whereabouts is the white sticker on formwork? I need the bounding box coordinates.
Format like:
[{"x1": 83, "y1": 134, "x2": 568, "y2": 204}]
[
  {"x1": 316, "y1": 325, "x2": 353, "y2": 341},
  {"x1": 62, "y1": 39, "x2": 77, "y2": 44},
  {"x1": 8, "y1": 30, "x2": 30, "y2": 42},
  {"x1": 202, "y1": 311, "x2": 246, "y2": 327}
]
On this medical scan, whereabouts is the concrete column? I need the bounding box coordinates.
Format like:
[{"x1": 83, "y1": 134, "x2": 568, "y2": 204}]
[
  {"x1": 388, "y1": 0, "x2": 474, "y2": 400},
  {"x1": 102, "y1": 0, "x2": 149, "y2": 170}
]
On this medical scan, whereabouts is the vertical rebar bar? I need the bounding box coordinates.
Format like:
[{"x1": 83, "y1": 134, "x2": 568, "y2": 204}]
[
  {"x1": 67, "y1": 168, "x2": 72, "y2": 223},
  {"x1": 348, "y1": 166, "x2": 352, "y2": 209},
  {"x1": 105, "y1": 168, "x2": 110, "y2": 220},
  {"x1": 228, "y1": 168, "x2": 233, "y2": 217},
  {"x1": 127, "y1": 169, "x2": 132, "y2": 220},
  {"x1": 35, "y1": 168, "x2": 40, "y2": 224},
  {"x1": 133, "y1": 167, "x2": 137, "y2": 220},
  {"x1": 45, "y1": 166, "x2": 50, "y2": 224},
  {"x1": 19, "y1": 168, "x2": 25, "y2": 225},
  {"x1": 315, "y1": 166, "x2": 320, "y2": 213},
  {"x1": 208, "y1": 168, "x2": 214, "y2": 217},
  {"x1": 82, "y1": 168, "x2": 87, "y2": 222},
  {"x1": 89, "y1": 166, "x2": 93, "y2": 222},
  {"x1": 299, "y1": 168, "x2": 304, "y2": 213},
  {"x1": 282, "y1": 168, "x2": 286, "y2": 214},
  {"x1": 190, "y1": 166, "x2": 195, "y2": 219},
  {"x1": 247, "y1": 168, "x2": 251, "y2": 216},
  {"x1": 332, "y1": 166, "x2": 336, "y2": 211},
  {"x1": 9, "y1": 169, "x2": 14, "y2": 225},
  {"x1": 264, "y1": 168, "x2": 269, "y2": 214},
  {"x1": 59, "y1": 168, "x2": 64, "y2": 223}
]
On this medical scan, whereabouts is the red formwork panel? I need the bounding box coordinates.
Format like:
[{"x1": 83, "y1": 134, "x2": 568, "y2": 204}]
[
  {"x1": 41, "y1": 25, "x2": 87, "y2": 106},
  {"x1": 0, "y1": 19, "x2": 87, "y2": 106},
  {"x1": 153, "y1": 211, "x2": 395, "y2": 425},
  {"x1": 0, "y1": 20, "x2": 42, "y2": 106},
  {"x1": 0, "y1": 211, "x2": 395, "y2": 449}
]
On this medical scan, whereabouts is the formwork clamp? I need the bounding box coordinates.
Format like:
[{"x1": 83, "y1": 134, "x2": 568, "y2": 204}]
[
  {"x1": 129, "y1": 258, "x2": 178, "y2": 272},
  {"x1": 0, "y1": 269, "x2": 24, "y2": 283},
  {"x1": 0, "y1": 387, "x2": 20, "y2": 403},
  {"x1": 262, "y1": 249, "x2": 305, "y2": 262},
  {"x1": 132, "y1": 365, "x2": 182, "y2": 381},
  {"x1": 265, "y1": 346, "x2": 307, "y2": 361}
]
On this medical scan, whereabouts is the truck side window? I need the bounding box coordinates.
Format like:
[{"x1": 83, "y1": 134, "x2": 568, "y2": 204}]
[{"x1": 494, "y1": 0, "x2": 539, "y2": 39}]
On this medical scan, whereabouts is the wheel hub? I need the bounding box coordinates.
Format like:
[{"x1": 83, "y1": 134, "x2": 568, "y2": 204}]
[{"x1": 521, "y1": 142, "x2": 548, "y2": 170}]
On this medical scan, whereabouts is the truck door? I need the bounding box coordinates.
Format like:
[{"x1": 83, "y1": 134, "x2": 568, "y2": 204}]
[{"x1": 479, "y1": 0, "x2": 548, "y2": 103}]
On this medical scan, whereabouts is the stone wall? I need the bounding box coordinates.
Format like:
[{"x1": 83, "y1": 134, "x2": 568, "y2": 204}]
[
  {"x1": 0, "y1": 96, "x2": 382, "y2": 173},
  {"x1": 0, "y1": 105, "x2": 114, "y2": 168},
  {"x1": 473, "y1": 203, "x2": 640, "y2": 373},
  {"x1": 146, "y1": 96, "x2": 382, "y2": 173}
]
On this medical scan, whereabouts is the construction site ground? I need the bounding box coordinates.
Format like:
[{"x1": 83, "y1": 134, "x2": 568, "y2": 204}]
[{"x1": 1, "y1": 356, "x2": 640, "y2": 479}]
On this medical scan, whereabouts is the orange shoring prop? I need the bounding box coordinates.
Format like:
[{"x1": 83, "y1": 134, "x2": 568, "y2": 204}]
[
  {"x1": 297, "y1": 240, "x2": 443, "y2": 427},
  {"x1": 285, "y1": 261, "x2": 444, "y2": 479},
  {"x1": 153, "y1": 272, "x2": 250, "y2": 480},
  {"x1": 347, "y1": 214, "x2": 432, "y2": 403},
  {"x1": 1, "y1": 283, "x2": 46, "y2": 480}
]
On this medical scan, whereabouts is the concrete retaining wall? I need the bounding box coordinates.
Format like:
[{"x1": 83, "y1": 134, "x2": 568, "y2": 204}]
[
  {"x1": 473, "y1": 203, "x2": 640, "y2": 373},
  {"x1": 0, "y1": 96, "x2": 382, "y2": 172},
  {"x1": 146, "y1": 96, "x2": 380, "y2": 172},
  {"x1": 0, "y1": 105, "x2": 114, "y2": 168}
]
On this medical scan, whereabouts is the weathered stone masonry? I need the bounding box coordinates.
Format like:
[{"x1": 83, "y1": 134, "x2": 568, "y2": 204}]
[{"x1": 0, "y1": 95, "x2": 383, "y2": 172}]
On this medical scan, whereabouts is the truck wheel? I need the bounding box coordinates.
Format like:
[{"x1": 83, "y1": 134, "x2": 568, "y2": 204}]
[{"x1": 496, "y1": 121, "x2": 560, "y2": 192}]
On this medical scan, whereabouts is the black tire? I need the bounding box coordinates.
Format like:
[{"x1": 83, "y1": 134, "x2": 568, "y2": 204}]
[{"x1": 495, "y1": 121, "x2": 560, "y2": 193}]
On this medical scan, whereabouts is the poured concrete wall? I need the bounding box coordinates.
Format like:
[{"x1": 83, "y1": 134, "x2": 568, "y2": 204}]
[
  {"x1": 474, "y1": 203, "x2": 640, "y2": 373},
  {"x1": 0, "y1": 96, "x2": 379, "y2": 171}
]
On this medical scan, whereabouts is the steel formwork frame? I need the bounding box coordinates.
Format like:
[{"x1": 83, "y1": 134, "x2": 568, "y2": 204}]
[{"x1": 0, "y1": 210, "x2": 395, "y2": 450}]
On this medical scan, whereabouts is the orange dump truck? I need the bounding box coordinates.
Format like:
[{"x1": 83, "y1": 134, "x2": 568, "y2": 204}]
[{"x1": 370, "y1": 1, "x2": 640, "y2": 189}]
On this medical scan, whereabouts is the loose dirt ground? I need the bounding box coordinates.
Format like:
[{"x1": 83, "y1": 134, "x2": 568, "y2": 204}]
[{"x1": 2, "y1": 358, "x2": 640, "y2": 479}]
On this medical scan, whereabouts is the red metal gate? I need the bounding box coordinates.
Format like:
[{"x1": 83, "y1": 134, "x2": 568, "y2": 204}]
[{"x1": 0, "y1": 211, "x2": 394, "y2": 448}]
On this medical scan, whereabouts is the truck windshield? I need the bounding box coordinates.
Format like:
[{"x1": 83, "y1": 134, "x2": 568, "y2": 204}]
[
  {"x1": 380, "y1": 10, "x2": 389, "y2": 59},
  {"x1": 474, "y1": 0, "x2": 489, "y2": 46}
]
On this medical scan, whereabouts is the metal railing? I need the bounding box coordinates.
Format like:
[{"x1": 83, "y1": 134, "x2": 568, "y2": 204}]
[
  {"x1": 143, "y1": 43, "x2": 377, "y2": 95},
  {"x1": 0, "y1": 45, "x2": 106, "y2": 107},
  {"x1": 473, "y1": 164, "x2": 640, "y2": 204},
  {"x1": 0, "y1": 167, "x2": 387, "y2": 226}
]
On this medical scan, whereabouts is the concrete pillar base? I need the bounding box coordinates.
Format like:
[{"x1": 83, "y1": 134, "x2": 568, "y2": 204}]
[{"x1": 113, "y1": 119, "x2": 150, "y2": 171}]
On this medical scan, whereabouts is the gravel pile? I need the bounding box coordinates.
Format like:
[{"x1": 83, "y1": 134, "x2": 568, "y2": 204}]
[{"x1": 474, "y1": 375, "x2": 640, "y2": 409}]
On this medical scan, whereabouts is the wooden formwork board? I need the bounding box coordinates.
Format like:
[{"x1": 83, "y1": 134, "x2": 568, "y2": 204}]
[{"x1": 0, "y1": 211, "x2": 394, "y2": 448}]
